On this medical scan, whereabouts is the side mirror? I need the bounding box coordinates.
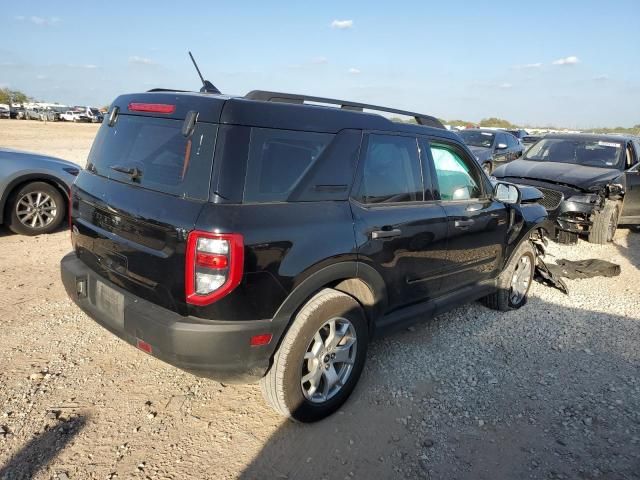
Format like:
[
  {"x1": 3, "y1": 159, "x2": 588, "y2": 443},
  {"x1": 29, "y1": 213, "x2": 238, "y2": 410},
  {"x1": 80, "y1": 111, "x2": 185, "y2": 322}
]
[
  {"x1": 496, "y1": 143, "x2": 508, "y2": 150},
  {"x1": 494, "y1": 182, "x2": 520, "y2": 204}
]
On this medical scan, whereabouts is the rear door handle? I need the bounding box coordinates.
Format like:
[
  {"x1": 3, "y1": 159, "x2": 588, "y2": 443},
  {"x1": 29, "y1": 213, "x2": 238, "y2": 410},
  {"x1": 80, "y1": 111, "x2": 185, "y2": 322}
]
[
  {"x1": 454, "y1": 219, "x2": 475, "y2": 229},
  {"x1": 371, "y1": 228, "x2": 402, "y2": 239}
]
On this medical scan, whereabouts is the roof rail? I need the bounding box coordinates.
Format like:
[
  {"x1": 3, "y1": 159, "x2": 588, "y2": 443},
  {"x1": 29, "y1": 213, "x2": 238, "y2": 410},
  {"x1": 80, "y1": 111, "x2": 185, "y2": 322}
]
[
  {"x1": 146, "y1": 88, "x2": 189, "y2": 93},
  {"x1": 245, "y1": 90, "x2": 444, "y2": 129}
]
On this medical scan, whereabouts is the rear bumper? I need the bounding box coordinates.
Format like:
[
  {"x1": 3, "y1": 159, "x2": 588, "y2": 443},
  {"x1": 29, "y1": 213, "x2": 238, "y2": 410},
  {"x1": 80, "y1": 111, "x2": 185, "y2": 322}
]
[{"x1": 60, "y1": 253, "x2": 275, "y2": 383}]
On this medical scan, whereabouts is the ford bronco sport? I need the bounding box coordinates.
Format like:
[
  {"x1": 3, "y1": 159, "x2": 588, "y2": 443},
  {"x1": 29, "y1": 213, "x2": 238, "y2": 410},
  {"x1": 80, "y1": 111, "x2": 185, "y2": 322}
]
[{"x1": 61, "y1": 89, "x2": 547, "y2": 422}]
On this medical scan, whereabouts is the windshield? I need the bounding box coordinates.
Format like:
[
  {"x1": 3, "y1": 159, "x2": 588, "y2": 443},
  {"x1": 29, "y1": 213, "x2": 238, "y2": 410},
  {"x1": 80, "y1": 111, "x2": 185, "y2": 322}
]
[
  {"x1": 459, "y1": 130, "x2": 495, "y2": 148},
  {"x1": 90, "y1": 108, "x2": 100, "y2": 114},
  {"x1": 524, "y1": 138, "x2": 623, "y2": 169}
]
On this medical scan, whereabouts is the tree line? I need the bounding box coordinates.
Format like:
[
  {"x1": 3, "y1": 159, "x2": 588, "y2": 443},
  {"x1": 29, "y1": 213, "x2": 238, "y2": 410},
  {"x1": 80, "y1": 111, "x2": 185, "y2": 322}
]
[{"x1": 0, "y1": 88, "x2": 29, "y2": 105}]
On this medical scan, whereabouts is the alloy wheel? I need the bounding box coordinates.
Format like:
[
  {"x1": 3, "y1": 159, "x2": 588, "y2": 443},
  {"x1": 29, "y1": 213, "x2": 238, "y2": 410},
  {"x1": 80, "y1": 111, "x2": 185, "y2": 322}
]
[
  {"x1": 510, "y1": 255, "x2": 532, "y2": 305},
  {"x1": 607, "y1": 208, "x2": 618, "y2": 242},
  {"x1": 15, "y1": 191, "x2": 58, "y2": 230},
  {"x1": 301, "y1": 317, "x2": 357, "y2": 404}
]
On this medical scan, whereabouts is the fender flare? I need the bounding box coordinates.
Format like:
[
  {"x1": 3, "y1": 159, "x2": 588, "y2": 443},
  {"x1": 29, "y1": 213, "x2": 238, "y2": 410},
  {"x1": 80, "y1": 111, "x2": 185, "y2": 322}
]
[
  {"x1": 269, "y1": 261, "x2": 388, "y2": 347},
  {"x1": 0, "y1": 173, "x2": 70, "y2": 224},
  {"x1": 503, "y1": 218, "x2": 547, "y2": 268}
]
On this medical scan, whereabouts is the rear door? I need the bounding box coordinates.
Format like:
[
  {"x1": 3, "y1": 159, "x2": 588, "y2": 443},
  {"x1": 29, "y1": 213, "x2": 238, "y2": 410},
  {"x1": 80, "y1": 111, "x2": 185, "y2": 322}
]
[
  {"x1": 506, "y1": 133, "x2": 523, "y2": 159},
  {"x1": 494, "y1": 132, "x2": 510, "y2": 163},
  {"x1": 351, "y1": 133, "x2": 449, "y2": 311},
  {"x1": 621, "y1": 140, "x2": 640, "y2": 222},
  {"x1": 426, "y1": 138, "x2": 510, "y2": 294},
  {"x1": 71, "y1": 104, "x2": 218, "y2": 314}
]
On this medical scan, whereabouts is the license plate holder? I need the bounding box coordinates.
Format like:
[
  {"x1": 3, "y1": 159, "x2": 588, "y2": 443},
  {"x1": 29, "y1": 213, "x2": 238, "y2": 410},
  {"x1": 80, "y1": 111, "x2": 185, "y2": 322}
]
[{"x1": 95, "y1": 281, "x2": 124, "y2": 328}]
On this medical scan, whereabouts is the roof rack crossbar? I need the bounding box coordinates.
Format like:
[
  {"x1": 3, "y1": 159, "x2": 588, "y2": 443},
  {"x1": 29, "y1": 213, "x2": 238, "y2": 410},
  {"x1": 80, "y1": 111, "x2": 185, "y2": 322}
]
[
  {"x1": 146, "y1": 88, "x2": 189, "y2": 93},
  {"x1": 245, "y1": 90, "x2": 444, "y2": 129}
]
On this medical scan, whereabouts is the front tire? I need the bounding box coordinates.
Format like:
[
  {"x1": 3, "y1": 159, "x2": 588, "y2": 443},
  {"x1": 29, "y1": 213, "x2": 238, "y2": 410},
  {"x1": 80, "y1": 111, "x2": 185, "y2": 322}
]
[
  {"x1": 588, "y1": 199, "x2": 619, "y2": 244},
  {"x1": 261, "y1": 289, "x2": 368, "y2": 422},
  {"x1": 7, "y1": 182, "x2": 66, "y2": 236},
  {"x1": 482, "y1": 240, "x2": 535, "y2": 311}
]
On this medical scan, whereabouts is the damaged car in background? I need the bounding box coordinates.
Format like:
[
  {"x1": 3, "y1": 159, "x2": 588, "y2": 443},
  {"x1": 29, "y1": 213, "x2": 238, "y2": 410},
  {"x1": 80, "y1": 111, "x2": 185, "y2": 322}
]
[{"x1": 493, "y1": 134, "x2": 640, "y2": 244}]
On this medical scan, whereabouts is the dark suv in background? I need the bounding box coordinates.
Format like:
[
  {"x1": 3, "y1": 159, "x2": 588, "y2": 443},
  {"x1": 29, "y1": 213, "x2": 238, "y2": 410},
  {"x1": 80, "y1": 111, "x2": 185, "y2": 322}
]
[
  {"x1": 61, "y1": 88, "x2": 547, "y2": 421},
  {"x1": 457, "y1": 128, "x2": 524, "y2": 174}
]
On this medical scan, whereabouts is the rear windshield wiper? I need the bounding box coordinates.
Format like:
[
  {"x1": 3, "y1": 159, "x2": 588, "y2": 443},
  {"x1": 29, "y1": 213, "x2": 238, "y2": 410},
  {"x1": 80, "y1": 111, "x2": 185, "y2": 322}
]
[{"x1": 110, "y1": 165, "x2": 143, "y2": 181}]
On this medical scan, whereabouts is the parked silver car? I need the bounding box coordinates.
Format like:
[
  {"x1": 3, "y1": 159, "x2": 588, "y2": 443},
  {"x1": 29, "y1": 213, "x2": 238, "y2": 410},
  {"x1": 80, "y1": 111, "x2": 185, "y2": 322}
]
[{"x1": 0, "y1": 148, "x2": 79, "y2": 235}]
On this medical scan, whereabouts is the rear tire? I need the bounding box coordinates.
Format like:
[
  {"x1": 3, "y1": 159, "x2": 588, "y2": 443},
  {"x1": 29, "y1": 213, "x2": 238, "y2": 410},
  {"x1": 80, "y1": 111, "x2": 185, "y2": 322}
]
[
  {"x1": 7, "y1": 182, "x2": 66, "y2": 236},
  {"x1": 482, "y1": 240, "x2": 535, "y2": 311},
  {"x1": 588, "y1": 199, "x2": 619, "y2": 244},
  {"x1": 260, "y1": 289, "x2": 368, "y2": 422}
]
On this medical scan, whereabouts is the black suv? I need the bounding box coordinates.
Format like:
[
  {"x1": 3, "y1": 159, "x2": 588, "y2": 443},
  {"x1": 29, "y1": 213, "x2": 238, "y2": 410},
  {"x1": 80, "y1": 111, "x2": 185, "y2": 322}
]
[{"x1": 61, "y1": 89, "x2": 547, "y2": 422}]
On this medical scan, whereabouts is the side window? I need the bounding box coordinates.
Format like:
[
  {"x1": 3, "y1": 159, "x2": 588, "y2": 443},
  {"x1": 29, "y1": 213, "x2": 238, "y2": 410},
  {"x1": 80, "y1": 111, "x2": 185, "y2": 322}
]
[
  {"x1": 496, "y1": 133, "x2": 508, "y2": 148},
  {"x1": 356, "y1": 134, "x2": 423, "y2": 204},
  {"x1": 244, "y1": 128, "x2": 333, "y2": 202},
  {"x1": 430, "y1": 144, "x2": 482, "y2": 201},
  {"x1": 506, "y1": 134, "x2": 518, "y2": 148}
]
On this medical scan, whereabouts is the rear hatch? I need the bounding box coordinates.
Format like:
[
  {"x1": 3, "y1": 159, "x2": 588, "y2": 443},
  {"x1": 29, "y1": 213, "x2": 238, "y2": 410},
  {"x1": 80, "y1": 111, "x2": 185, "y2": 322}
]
[{"x1": 71, "y1": 93, "x2": 224, "y2": 314}]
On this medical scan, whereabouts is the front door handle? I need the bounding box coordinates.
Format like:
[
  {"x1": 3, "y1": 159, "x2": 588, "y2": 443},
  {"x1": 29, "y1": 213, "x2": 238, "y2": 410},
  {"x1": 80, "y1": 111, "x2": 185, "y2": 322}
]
[
  {"x1": 371, "y1": 228, "x2": 402, "y2": 239},
  {"x1": 454, "y1": 219, "x2": 475, "y2": 229}
]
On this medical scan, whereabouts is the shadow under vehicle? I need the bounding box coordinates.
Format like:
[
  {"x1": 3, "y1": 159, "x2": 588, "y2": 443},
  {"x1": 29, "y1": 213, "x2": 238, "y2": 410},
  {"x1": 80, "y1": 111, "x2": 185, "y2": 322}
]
[{"x1": 494, "y1": 133, "x2": 640, "y2": 244}]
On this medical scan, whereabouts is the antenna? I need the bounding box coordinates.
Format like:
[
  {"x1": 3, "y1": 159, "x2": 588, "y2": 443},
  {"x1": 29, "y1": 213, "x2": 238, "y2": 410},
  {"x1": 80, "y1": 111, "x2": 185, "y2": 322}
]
[{"x1": 188, "y1": 51, "x2": 221, "y2": 94}]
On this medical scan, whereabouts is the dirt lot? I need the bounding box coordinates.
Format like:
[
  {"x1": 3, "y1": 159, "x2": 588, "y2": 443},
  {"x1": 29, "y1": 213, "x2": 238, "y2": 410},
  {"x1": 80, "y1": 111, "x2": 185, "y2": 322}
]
[
  {"x1": 0, "y1": 120, "x2": 99, "y2": 166},
  {"x1": 0, "y1": 120, "x2": 639, "y2": 480}
]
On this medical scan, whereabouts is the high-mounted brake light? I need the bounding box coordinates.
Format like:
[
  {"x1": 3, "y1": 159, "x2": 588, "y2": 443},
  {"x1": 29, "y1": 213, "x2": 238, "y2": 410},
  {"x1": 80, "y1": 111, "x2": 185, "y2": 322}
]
[
  {"x1": 128, "y1": 102, "x2": 176, "y2": 114},
  {"x1": 185, "y1": 231, "x2": 244, "y2": 306}
]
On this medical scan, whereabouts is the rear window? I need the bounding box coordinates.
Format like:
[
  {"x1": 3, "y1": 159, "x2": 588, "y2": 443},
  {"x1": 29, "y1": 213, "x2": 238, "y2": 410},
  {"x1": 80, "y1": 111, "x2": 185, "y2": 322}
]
[
  {"x1": 244, "y1": 128, "x2": 333, "y2": 202},
  {"x1": 86, "y1": 115, "x2": 217, "y2": 200}
]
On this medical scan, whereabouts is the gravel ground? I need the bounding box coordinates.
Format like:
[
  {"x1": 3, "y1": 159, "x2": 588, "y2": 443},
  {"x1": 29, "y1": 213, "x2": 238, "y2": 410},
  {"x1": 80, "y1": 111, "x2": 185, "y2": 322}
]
[{"x1": 0, "y1": 121, "x2": 639, "y2": 479}]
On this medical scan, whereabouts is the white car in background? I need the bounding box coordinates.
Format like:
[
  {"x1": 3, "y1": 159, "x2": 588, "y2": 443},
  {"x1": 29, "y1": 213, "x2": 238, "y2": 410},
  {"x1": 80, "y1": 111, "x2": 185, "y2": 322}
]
[{"x1": 60, "y1": 110, "x2": 90, "y2": 123}]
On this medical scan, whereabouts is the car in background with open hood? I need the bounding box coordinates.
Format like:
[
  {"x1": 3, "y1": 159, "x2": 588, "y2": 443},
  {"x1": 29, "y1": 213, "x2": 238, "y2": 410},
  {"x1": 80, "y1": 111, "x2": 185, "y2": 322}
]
[{"x1": 493, "y1": 133, "x2": 640, "y2": 244}]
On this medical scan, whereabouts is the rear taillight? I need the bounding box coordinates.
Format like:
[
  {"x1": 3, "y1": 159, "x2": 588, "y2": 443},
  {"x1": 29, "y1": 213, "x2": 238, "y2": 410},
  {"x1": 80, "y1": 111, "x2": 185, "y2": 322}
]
[{"x1": 185, "y1": 231, "x2": 244, "y2": 306}]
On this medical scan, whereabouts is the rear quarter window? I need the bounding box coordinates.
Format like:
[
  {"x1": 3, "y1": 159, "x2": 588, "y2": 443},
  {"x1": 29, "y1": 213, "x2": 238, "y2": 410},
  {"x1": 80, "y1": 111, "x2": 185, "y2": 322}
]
[
  {"x1": 86, "y1": 115, "x2": 217, "y2": 201},
  {"x1": 244, "y1": 128, "x2": 333, "y2": 203}
]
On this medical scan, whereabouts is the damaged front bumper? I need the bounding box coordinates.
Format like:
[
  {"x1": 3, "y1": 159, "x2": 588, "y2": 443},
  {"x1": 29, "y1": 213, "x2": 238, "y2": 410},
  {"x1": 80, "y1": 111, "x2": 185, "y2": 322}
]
[{"x1": 549, "y1": 194, "x2": 602, "y2": 237}]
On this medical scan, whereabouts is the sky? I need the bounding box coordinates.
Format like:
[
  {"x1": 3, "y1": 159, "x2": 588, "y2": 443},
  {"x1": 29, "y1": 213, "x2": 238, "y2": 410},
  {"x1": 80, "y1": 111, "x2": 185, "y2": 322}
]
[{"x1": 1, "y1": 0, "x2": 639, "y2": 128}]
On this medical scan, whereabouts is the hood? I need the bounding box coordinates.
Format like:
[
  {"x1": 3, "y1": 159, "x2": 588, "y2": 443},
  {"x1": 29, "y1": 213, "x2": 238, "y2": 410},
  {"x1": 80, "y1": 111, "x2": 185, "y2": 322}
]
[
  {"x1": 493, "y1": 159, "x2": 621, "y2": 191},
  {"x1": 468, "y1": 145, "x2": 493, "y2": 161}
]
